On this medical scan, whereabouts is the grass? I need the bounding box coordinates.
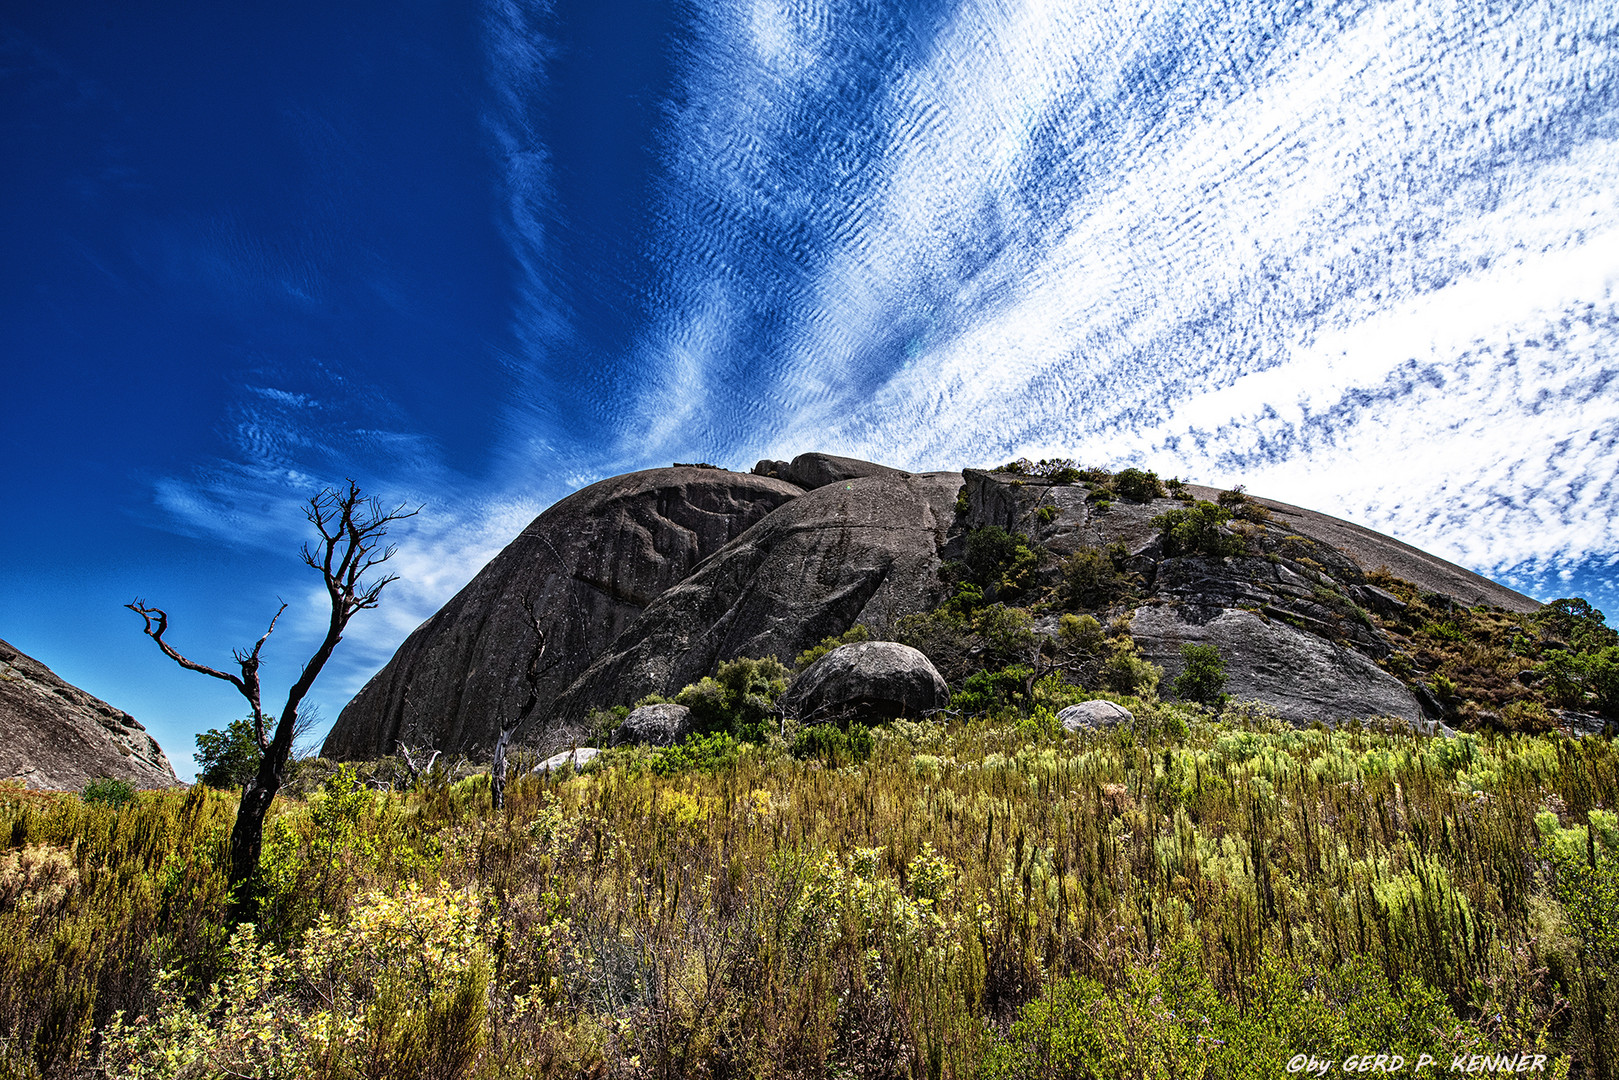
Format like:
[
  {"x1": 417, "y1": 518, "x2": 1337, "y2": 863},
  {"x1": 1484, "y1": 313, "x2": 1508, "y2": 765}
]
[{"x1": 2, "y1": 704, "x2": 1616, "y2": 1078}]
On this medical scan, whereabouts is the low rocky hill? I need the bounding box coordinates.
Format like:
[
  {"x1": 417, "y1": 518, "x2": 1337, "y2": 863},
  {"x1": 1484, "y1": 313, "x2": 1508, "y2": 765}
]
[
  {"x1": 327, "y1": 454, "x2": 1564, "y2": 761},
  {"x1": 1, "y1": 638, "x2": 177, "y2": 790}
]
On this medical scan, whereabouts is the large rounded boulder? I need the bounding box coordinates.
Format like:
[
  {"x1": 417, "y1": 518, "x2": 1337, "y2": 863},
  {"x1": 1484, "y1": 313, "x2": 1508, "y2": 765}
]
[
  {"x1": 786, "y1": 641, "x2": 949, "y2": 722},
  {"x1": 324, "y1": 466, "x2": 801, "y2": 760},
  {"x1": 554, "y1": 470, "x2": 962, "y2": 717}
]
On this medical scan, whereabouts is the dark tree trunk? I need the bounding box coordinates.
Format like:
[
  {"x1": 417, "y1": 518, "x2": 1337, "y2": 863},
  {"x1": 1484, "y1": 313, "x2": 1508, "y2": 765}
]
[{"x1": 491, "y1": 723, "x2": 517, "y2": 811}]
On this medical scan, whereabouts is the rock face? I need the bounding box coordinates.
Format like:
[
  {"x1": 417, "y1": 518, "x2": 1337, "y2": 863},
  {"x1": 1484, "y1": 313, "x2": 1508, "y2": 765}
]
[
  {"x1": 554, "y1": 470, "x2": 962, "y2": 719},
  {"x1": 1128, "y1": 606, "x2": 1425, "y2": 726},
  {"x1": 957, "y1": 470, "x2": 1537, "y2": 613},
  {"x1": 0, "y1": 638, "x2": 177, "y2": 790},
  {"x1": 1058, "y1": 700, "x2": 1135, "y2": 731},
  {"x1": 753, "y1": 452, "x2": 904, "y2": 491},
  {"x1": 329, "y1": 454, "x2": 1545, "y2": 760},
  {"x1": 612, "y1": 703, "x2": 692, "y2": 747},
  {"x1": 787, "y1": 642, "x2": 949, "y2": 722},
  {"x1": 324, "y1": 467, "x2": 802, "y2": 760},
  {"x1": 955, "y1": 468, "x2": 1539, "y2": 726}
]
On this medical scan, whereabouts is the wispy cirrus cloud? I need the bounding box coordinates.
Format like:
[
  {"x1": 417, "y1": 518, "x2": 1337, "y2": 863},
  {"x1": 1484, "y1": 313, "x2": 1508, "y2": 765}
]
[{"x1": 608, "y1": 0, "x2": 1617, "y2": 607}]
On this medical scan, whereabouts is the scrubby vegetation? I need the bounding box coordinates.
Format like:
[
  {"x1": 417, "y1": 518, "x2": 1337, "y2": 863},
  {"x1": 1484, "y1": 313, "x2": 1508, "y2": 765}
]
[
  {"x1": 3, "y1": 708, "x2": 1616, "y2": 1077},
  {"x1": 1372, "y1": 583, "x2": 1619, "y2": 730}
]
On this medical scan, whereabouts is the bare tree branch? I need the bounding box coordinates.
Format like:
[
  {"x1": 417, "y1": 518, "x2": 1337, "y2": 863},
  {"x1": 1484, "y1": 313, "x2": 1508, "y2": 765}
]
[
  {"x1": 129, "y1": 480, "x2": 419, "y2": 920},
  {"x1": 126, "y1": 599, "x2": 285, "y2": 746}
]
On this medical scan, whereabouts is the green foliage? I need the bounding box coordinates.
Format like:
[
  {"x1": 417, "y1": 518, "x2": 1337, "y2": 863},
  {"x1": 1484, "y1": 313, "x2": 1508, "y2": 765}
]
[
  {"x1": 1058, "y1": 544, "x2": 1132, "y2": 609},
  {"x1": 11, "y1": 683, "x2": 1619, "y2": 1076},
  {"x1": 1112, "y1": 467, "x2": 1165, "y2": 502},
  {"x1": 1174, "y1": 643, "x2": 1228, "y2": 706},
  {"x1": 790, "y1": 721, "x2": 874, "y2": 767},
  {"x1": 795, "y1": 623, "x2": 871, "y2": 671},
  {"x1": 984, "y1": 950, "x2": 1458, "y2": 1080},
  {"x1": 674, "y1": 655, "x2": 791, "y2": 740},
  {"x1": 895, "y1": 601, "x2": 1036, "y2": 687},
  {"x1": 957, "y1": 526, "x2": 1042, "y2": 601},
  {"x1": 651, "y1": 731, "x2": 742, "y2": 776},
  {"x1": 103, "y1": 883, "x2": 491, "y2": 1079},
  {"x1": 1533, "y1": 597, "x2": 1619, "y2": 653},
  {"x1": 80, "y1": 778, "x2": 136, "y2": 809},
  {"x1": 952, "y1": 664, "x2": 1033, "y2": 715},
  {"x1": 1100, "y1": 637, "x2": 1162, "y2": 697},
  {"x1": 1150, "y1": 500, "x2": 1245, "y2": 557},
  {"x1": 1535, "y1": 647, "x2": 1619, "y2": 715},
  {"x1": 994, "y1": 457, "x2": 1083, "y2": 482},
  {"x1": 193, "y1": 717, "x2": 261, "y2": 790}
]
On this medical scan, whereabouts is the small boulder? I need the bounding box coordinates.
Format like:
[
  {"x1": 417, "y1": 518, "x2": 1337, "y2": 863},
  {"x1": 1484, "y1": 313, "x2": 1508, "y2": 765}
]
[
  {"x1": 612, "y1": 703, "x2": 692, "y2": 747},
  {"x1": 788, "y1": 641, "x2": 948, "y2": 722},
  {"x1": 533, "y1": 747, "x2": 600, "y2": 774},
  {"x1": 1058, "y1": 700, "x2": 1135, "y2": 732}
]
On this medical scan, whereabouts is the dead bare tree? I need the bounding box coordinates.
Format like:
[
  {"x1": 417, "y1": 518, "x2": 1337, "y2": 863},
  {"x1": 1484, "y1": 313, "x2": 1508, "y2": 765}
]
[
  {"x1": 129, "y1": 481, "x2": 418, "y2": 918},
  {"x1": 491, "y1": 594, "x2": 547, "y2": 811}
]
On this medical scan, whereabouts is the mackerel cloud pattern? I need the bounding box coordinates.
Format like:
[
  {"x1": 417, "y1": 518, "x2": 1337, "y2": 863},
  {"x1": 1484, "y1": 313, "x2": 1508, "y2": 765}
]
[{"x1": 483, "y1": 0, "x2": 1618, "y2": 605}]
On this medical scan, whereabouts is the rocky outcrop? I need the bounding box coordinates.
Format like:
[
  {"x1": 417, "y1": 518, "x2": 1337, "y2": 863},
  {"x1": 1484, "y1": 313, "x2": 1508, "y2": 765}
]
[
  {"x1": 752, "y1": 452, "x2": 904, "y2": 491},
  {"x1": 0, "y1": 638, "x2": 177, "y2": 791},
  {"x1": 1128, "y1": 604, "x2": 1426, "y2": 726},
  {"x1": 554, "y1": 470, "x2": 963, "y2": 721},
  {"x1": 323, "y1": 467, "x2": 802, "y2": 760},
  {"x1": 330, "y1": 454, "x2": 1546, "y2": 759},
  {"x1": 956, "y1": 470, "x2": 1537, "y2": 613},
  {"x1": 786, "y1": 642, "x2": 949, "y2": 722},
  {"x1": 1058, "y1": 700, "x2": 1135, "y2": 731},
  {"x1": 612, "y1": 703, "x2": 692, "y2": 747},
  {"x1": 951, "y1": 468, "x2": 1540, "y2": 726}
]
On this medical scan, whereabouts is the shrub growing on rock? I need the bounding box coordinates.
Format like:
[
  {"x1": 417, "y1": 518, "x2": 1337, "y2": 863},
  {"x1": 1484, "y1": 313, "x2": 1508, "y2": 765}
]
[
  {"x1": 1150, "y1": 501, "x2": 1245, "y2": 558},
  {"x1": 1059, "y1": 544, "x2": 1132, "y2": 609},
  {"x1": 1112, "y1": 468, "x2": 1165, "y2": 502},
  {"x1": 1174, "y1": 643, "x2": 1228, "y2": 706}
]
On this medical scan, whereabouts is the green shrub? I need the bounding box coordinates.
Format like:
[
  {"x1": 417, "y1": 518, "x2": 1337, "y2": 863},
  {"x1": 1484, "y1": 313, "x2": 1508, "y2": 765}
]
[
  {"x1": 81, "y1": 778, "x2": 135, "y2": 809},
  {"x1": 994, "y1": 457, "x2": 1083, "y2": 482},
  {"x1": 952, "y1": 664, "x2": 1034, "y2": 715},
  {"x1": 790, "y1": 721, "x2": 874, "y2": 767},
  {"x1": 795, "y1": 624, "x2": 871, "y2": 671},
  {"x1": 1150, "y1": 501, "x2": 1244, "y2": 557},
  {"x1": 1112, "y1": 467, "x2": 1165, "y2": 502},
  {"x1": 1100, "y1": 638, "x2": 1161, "y2": 697},
  {"x1": 193, "y1": 717, "x2": 261, "y2": 790},
  {"x1": 983, "y1": 949, "x2": 1462, "y2": 1080},
  {"x1": 1174, "y1": 643, "x2": 1228, "y2": 706},
  {"x1": 675, "y1": 656, "x2": 791, "y2": 740},
  {"x1": 652, "y1": 731, "x2": 742, "y2": 775},
  {"x1": 960, "y1": 526, "x2": 1043, "y2": 601},
  {"x1": 1058, "y1": 544, "x2": 1131, "y2": 609}
]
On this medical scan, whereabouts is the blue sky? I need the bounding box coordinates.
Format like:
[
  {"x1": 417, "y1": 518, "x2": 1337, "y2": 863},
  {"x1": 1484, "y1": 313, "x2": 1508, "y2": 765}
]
[{"x1": 4, "y1": 0, "x2": 1616, "y2": 780}]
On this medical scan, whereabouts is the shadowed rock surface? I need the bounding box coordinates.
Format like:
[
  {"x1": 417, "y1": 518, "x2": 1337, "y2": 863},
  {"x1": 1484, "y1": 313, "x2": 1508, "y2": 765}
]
[
  {"x1": 324, "y1": 467, "x2": 801, "y2": 760},
  {"x1": 553, "y1": 470, "x2": 962, "y2": 723},
  {"x1": 786, "y1": 642, "x2": 949, "y2": 722},
  {"x1": 1, "y1": 638, "x2": 177, "y2": 790}
]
